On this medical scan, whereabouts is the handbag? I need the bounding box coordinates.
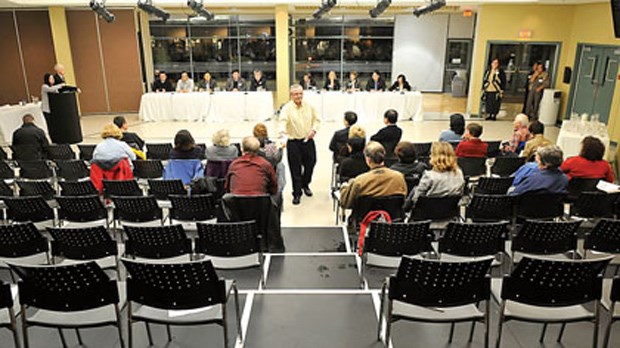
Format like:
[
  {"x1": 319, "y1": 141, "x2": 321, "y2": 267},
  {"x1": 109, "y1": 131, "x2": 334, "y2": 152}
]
[{"x1": 189, "y1": 177, "x2": 218, "y2": 194}]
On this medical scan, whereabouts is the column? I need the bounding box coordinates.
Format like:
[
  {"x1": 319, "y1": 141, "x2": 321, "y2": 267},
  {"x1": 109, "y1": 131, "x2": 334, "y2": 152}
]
[
  {"x1": 48, "y1": 6, "x2": 76, "y2": 86},
  {"x1": 275, "y1": 5, "x2": 290, "y2": 107}
]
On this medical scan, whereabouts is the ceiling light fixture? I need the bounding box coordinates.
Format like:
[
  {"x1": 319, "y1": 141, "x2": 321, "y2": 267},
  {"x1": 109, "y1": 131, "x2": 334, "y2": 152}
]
[
  {"x1": 413, "y1": 0, "x2": 447, "y2": 18},
  {"x1": 313, "y1": 0, "x2": 337, "y2": 19},
  {"x1": 90, "y1": 0, "x2": 115, "y2": 23},
  {"x1": 188, "y1": 0, "x2": 215, "y2": 21},
  {"x1": 369, "y1": 0, "x2": 391, "y2": 18},
  {"x1": 137, "y1": 0, "x2": 170, "y2": 21}
]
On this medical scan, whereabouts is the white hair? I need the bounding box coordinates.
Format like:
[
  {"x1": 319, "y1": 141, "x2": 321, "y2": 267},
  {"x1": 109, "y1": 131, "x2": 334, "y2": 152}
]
[
  {"x1": 290, "y1": 84, "x2": 303, "y2": 92},
  {"x1": 514, "y1": 113, "x2": 529, "y2": 127}
]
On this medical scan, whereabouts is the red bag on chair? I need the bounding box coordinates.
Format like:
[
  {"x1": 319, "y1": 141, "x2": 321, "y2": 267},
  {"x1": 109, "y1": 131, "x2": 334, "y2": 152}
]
[{"x1": 357, "y1": 210, "x2": 392, "y2": 256}]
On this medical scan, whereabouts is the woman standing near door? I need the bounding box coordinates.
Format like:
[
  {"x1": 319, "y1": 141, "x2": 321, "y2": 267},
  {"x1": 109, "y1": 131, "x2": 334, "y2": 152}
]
[
  {"x1": 525, "y1": 62, "x2": 550, "y2": 120},
  {"x1": 482, "y1": 58, "x2": 506, "y2": 121}
]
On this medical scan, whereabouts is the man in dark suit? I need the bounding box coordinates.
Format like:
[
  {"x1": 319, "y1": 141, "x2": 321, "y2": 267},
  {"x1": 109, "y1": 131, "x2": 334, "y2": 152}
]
[
  {"x1": 53, "y1": 63, "x2": 66, "y2": 85},
  {"x1": 370, "y1": 109, "x2": 402, "y2": 165},
  {"x1": 152, "y1": 71, "x2": 174, "y2": 92},
  {"x1": 249, "y1": 69, "x2": 268, "y2": 91},
  {"x1": 113, "y1": 115, "x2": 145, "y2": 150},
  {"x1": 365, "y1": 70, "x2": 386, "y2": 92},
  {"x1": 328, "y1": 111, "x2": 357, "y2": 162},
  {"x1": 12, "y1": 114, "x2": 50, "y2": 160}
]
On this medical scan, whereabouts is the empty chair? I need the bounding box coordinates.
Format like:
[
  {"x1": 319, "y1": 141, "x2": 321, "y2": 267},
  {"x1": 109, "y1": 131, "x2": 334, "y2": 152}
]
[
  {"x1": 602, "y1": 277, "x2": 620, "y2": 348},
  {"x1": 0, "y1": 147, "x2": 8, "y2": 161},
  {"x1": 0, "y1": 180, "x2": 13, "y2": 197},
  {"x1": 378, "y1": 257, "x2": 493, "y2": 347},
  {"x1": 409, "y1": 195, "x2": 461, "y2": 222},
  {"x1": 122, "y1": 259, "x2": 242, "y2": 348},
  {"x1": 0, "y1": 161, "x2": 15, "y2": 181},
  {"x1": 10, "y1": 262, "x2": 125, "y2": 348},
  {"x1": 16, "y1": 180, "x2": 55, "y2": 200},
  {"x1": 17, "y1": 160, "x2": 53, "y2": 180},
  {"x1": 495, "y1": 256, "x2": 613, "y2": 348},
  {"x1": 583, "y1": 219, "x2": 620, "y2": 261},
  {"x1": 222, "y1": 194, "x2": 283, "y2": 252},
  {"x1": 46, "y1": 144, "x2": 75, "y2": 160},
  {"x1": 56, "y1": 195, "x2": 109, "y2": 227},
  {"x1": 54, "y1": 160, "x2": 89, "y2": 181},
  {"x1": 485, "y1": 140, "x2": 501, "y2": 158},
  {"x1": 439, "y1": 221, "x2": 508, "y2": 261},
  {"x1": 169, "y1": 194, "x2": 216, "y2": 223},
  {"x1": 48, "y1": 226, "x2": 118, "y2": 270},
  {"x1": 196, "y1": 221, "x2": 262, "y2": 271},
  {"x1": 147, "y1": 179, "x2": 186, "y2": 201},
  {"x1": 2, "y1": 196, "x2": 55, "y2": 225},
  {"x1": 58, "y1": 180, "x2": 98, "y2": 196},
  {"x1": 570, "y1": 191, "x2": 619, "y2": 219},
  {"x1": 352, "y1": 195, "x2": 406, "y2": 226},
  {"x1": 490, "y1": 157, "x2": 526, "y2": 177},
  {"x1": 123, "y1": 224, "x2": 192, "y2": 260},
  {"x1": 133, "y1": 159, "x2": 164, "y2": 180},
  {"x1": 0, "y1": 281, "x2": 19, "y2": 347},
  {"x1": 567, "y1": 177, "x2": 601, "y2": 202},
  {"x1": 103, "y1": 179, "x2": 142, "y2": 197},
  {"x1": 146, "y1": 143, "x2": 173, "y2": 160},
  {"x1": 458, "y1": 157, "x2": 487, "y2": 177},
  {"x1": 515, "y1": 193, "x2": 566, "y2": 220},
  {"x1": 412, "y1": 142, "x2": 431, "y2": 157},
  {"x1": 77, "y1": 144, "x2": 96, "y2": 161},
  {"x1": 510, "y1": 220, "x2": 581, "y2": 262},
  {"x1": 465, "y1": 194, "x2": 515, "y2": 222},
  {"x1": 475, "y1": 177, "x2": 513, "y2": 195},
  {"x1": 111, "y1": 195, "x2": 163, "y2": 227},
  {"x1": 0, "y1": 223, "x2": 49, "y2": 272}
]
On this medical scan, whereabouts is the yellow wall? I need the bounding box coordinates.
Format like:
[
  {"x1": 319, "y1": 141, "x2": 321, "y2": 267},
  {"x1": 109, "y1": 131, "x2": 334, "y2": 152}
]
[
  {"x1": 275, "y1": 5, "x2": 290, "y2": 107},
  {"x1": 48, "y1": 6, "x2": 76, "y2": 86}
]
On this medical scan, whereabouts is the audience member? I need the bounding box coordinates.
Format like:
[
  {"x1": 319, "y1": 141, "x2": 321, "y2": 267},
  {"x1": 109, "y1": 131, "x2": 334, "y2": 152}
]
[
  {"x1": 170, "y1": 129, "x2": 203, "y2": 159},
  {"x1": 406, "y1": 142, "x2": 464, "y2": 208},
  {"x1": 225, "y1": 136, "x2": 277, "y2": 195},
  {"x1": 92, "y1": 124, "x2": 136, "y2": 168},
  {"x1": 339, "y1": 141, "x2": 407, "y2": 209},
  {"x1": 455, "y1": 123, "x2": 488, "y2": 158},
  {"x1": 348, "y1": 124, "x2": 366, "y2": 139},
  {"x1": 365, "y1": 70, "x2": 386, "y2": 92},
  {"x1": 510, "y1": 145, "x2": 567, "y2": 195},
  {"x1": 300, "y1": 72, "x2": 317, "y2": 90},
  {"x1": 439, "y1": 113, "x2": 465, "y2": 142},
  {"x1": 253, "y1": 123, "x2": 286, "y2": 192},
  {"x1": 521, "y1": 121, "x2": 551, "y2": 161},
  {"x1": 164, "y1": 130, "x2": 204, "y2": 185},
  {"x1": 338, "y1": 138, "x2": 369, "y2": 180},
  {"x1": 175, "y1": 71, "x2": 194, "y2": 93},
  {"x1": 511, "y1": 161, "x2": 540, "y2": 187},
  {"x1": 388, "y1": 74, "x2": 412, "y2": 92},
  {"x1": 390, "y1": 141, "x2": 427, "y2": 177},
  {"x1": 249, "y1": 70, "x2": 268, "y2": 91},
  {"x1": 323, "y1": 70, "x2": 341, "y2": 91},
  {"x1": 113, "y1": 116, "x2": 145, "y2": 150},
  {"x1": 153, "y1": 71, "x2": 174, "y2": 92},
  {"x1": 226, "y1": 70, "x2": 247, "y2": 92},
  {"x1": 346, "y1": 71, "x2": 362, "y2": 91},
  {"x1": 329, "y1": 111, "x2": 357, "y2": 161},
  {"x1": 561, "y1": 136, "x2": 614, "y2": 183},
  {"x1": 503, "y1": 113, "x2": 531, "y2": 154},
  {"x1": 206, "y1": 129, "x2": 239, "y2": 161},
  {"x1": 370, "y1": 109, "x2": 402, "y2": 161},
  {"x1": 525, "y1": 61, "x2": 550, "y2": 120},
  {"x1": 11, "y1": 114, "x2": 50, "y2": 160},
  {"x1": 197, "y1": 71, "x2": 217, "y2": 92},
  {"x1": 41, "y1": 73, "x2": 64, "y2": 126}
]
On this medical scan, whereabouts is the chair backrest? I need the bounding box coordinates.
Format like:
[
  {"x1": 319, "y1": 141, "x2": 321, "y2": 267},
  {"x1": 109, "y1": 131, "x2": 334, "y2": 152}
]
[
  {"x1": 133, "y1": 159, "x2": 164, "y2": 179},
  {"x1": 0, "y1": 223, "x2": 48, "y2": 258},
  {"x1": 122, "y1": 259, "x2": 226, "y2": 309},
  {"x1": 353, "y1": 195, "x2": 406, "y2": 224},
  {"x1": 439, "y1": 221, "x2": 509, "y2": 257},
  {"x1": 0, "y1": 179, "x2": 13, "y2": 196},
  {"x1": 146, "y1": 143, "x2": 173, "y2": 160},
  {"x1": 163, "y1": 159, "x2": 204, "y2": 185},
  {"x1": 17, "y1": 180, "x2": 55, "y2": 200},
  {"x1": 611, "y1": 277, "x2": 620, "y2": 303},
  {"x1": 0, "y1": 160, "x2": 14, "y2": 180},
  {"x1": 412, "y1": 142, "x2": 432, "y2": 158},
  {"x1": 515, "y1": 193, "x2": 566, "y2": 220},
  {"x1": 103, "y1": 179, "x2": 142, "y2": 197},
  {"x1": 123, "y1": 224, "x2": 192, "y2": 258},
  {"x1": 485, "y1": 141, "x2": 501, "y2": 158},
  {"x1": 58, "y1": 180, "x2": 98, "y2": 196},
  {"x1": 205, "y1": 160, "x2": 233, "y2": 179},
  {"x1": 195, "y1": 143, "x2": 207, "y2": 160},
  {"x1": 169, "y1": 194, "x2": 216, "y2": 222},
  {"x1": 570, "y1": 191, "x2": 619, "y2": 219},
  {"x1": 490, "y1": 157, "x2": 526, "y2": 177},
  {"x1": 46, "y1": 144, "x2": 75, "y2": 160},
  {"x1": 389, "y1": 257, "x2": 493, "y2": 307},
  {"x1": 0, "y1": 147, "x2": 8, "y2": 161},
  {"x1": 465, "y1": 194, "x2": 515, "y2": 222},
  {"x1": 411, "y1": 195, "x2": 461, "y2": 221},
  {"x1": 111, "y1": 195, "x2": 162, "y2": 223},
  {"x1": 77, "y1": 144, "x2": 96, "y2": 161},
  {"x1": 48, "y1": 226, "x2": 117, "y2": 260},
  {"x1": 567, "y1": 178, "x2": 601, "y2": 200},
  {"x1": 475, "y1": 177, "x2": 514, "y2": 195},
  {"x1": 500, "y1": 256, "x2": 612, "y2": 306},
  {"x1": 54, "y1": 160, "x2": 89, "y2": 181},
  {"x1": 196, "y1": 221, "x2": 260, "y2": 257},
  {"x1": 511, "y1": 220, "x2": 581, "y2": 255},
  {"x1": 147, "y1": 179, "x2": 186, "y2": 200},
  {"x1": 223, "y1": 194, "x2": 273, "y2": 237},
  {"x1": 584, "y1": 218, "x2": 620, "y2": 254},
  {"x1": 17, "y1": 160, "x2": 52, "y2": 180},
  {"x1": 364, "y1": 221, "x2": 433, "y2": 257},
  {"x1": 457, "y1": 157, "x2": 487, "y2": 177},
  {"x1": 56, "y1": 195, "x2": 107, "y2": 222},
  {"x1": 10, "y1": 262, "x2": 119, "y2": 311},
  {"x1": 3, "y1": 196, "x2": 55, "y2": 223},
  {"x1": 11, "y1": 145, "x2": 45, "y2": 161}
]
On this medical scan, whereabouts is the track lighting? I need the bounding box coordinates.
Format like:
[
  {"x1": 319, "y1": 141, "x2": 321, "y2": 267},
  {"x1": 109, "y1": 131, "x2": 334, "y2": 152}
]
[
  {"x1": 90, "y1": 0, "x2": 115, "y2": 23},
  {"x1": 369, "y1": 0, "x2": 391, "y2": 18},
  {"x1": 137, "y1": 0, "x2": 170, "y2": 21},
  {"x1": 188, "y1": 0, "x2": 215, "y2": 21},
  {"x1": 413, "y1": 0, "x2": 447, "y2": 17},
  {"x1": 313, "y1": 0, "x2": 337, "y2": 19}
]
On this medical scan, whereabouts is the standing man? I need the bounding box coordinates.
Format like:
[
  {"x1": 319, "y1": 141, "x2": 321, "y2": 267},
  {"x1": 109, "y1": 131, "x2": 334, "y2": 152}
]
[
  {"x1": 280, "y1": 84, "x2": 321, "y2": 205},
  {"x1": 53, "y1": 64, "x2": 66, "y2": 85}
]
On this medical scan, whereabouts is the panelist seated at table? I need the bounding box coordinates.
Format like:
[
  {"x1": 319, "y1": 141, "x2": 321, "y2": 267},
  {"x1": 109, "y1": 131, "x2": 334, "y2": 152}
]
[
  {"x1": 175, "y1": 71, "x2": 195, "y2": 93},
  {"x1": 323, "y1": 70, "x2": 341, "y2": 91},
  {"x1": 197, "y1": 71, "x2": 217, "y2": 92},
  {"x1": 152, "y1": 71, "x2": 174, "y2": 92},
  {"x1": 345, "y1": 71, "x2": 362, "y2": 92},
  {"x1": 365, "y1": 70, "x2": 386, "y2": 92},
  {"x1": 300, "y1": 72, "x2": 317, "y2": 90},
  {"x1": 249, "y1": 69, "x2": 268, "y2": 91},
  {"x1": 388, "y1": 74, "x2": 412, "y2": 92},
  {"x1": 226, "y1": 69, "x2": 247, "y2": 92}
]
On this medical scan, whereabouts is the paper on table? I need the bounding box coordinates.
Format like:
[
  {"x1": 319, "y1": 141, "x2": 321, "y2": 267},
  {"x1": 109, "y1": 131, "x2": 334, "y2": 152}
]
[{"x1": 596, "y1": 180, "x2": 620, "y2": 193}]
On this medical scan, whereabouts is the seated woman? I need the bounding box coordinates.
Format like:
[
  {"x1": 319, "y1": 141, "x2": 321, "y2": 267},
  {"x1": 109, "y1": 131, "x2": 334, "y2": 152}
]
[
  {"x1": 388, "y1": 74, "x2": 412, "y2": 92},
  {"x1": 439, "y1": 113, "x2": 465, "y2": 142},
  {"x1": 503, "y1": 113, "x2": 531, "y2": 154},
  {"x1": 510, "y1": 145, "x2": 568, "y2": 195},
  {"x1": 205, "y1": 129, "x2": 239, "y2": 178},
  {"x1": 170, "y1": 129, "x2": 203, "y2": 159},
  {"x1": 338, "y1": 137, "x2": 369, "y2": 180},
  {"x1": 406, "y1": 142, "x2": 464, "y2": 209},
  {"x1": 90, "y1": 124, "x2": 137, "y2": 192},
  {"x1": 253, "y1": 123, "x2": 286, "y2": 193},
  {"x1": 390, "y1": 141, "x2": 426, "y2": 177},
  {"x1": 561, "y1": 136, "x2": 614, "y2": 183},
  {"x1": 164, "y1": 130, "x2": 204, "y2": 185},
  {"x1": 338, "y1": 124, "x2": 366, "y2": 158}
]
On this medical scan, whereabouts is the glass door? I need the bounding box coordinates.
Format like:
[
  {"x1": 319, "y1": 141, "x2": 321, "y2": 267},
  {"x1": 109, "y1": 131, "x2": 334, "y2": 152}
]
[{"x1": 444, "y1": 39, "x2": 473, "y2": 93}]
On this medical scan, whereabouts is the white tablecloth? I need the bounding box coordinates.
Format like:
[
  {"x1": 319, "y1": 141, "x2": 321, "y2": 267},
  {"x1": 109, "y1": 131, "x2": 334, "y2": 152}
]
[
  {"x1": 303, "y1": 91, "x2": 424, "y2": 123},
  {"x1": 139, "y1": 92, "x2": 274, "y2": 123},
  {"x1": 0, "y1": 103, "x2": 48, "y2": 143},
  {"x1": 556, "y1": 123, "x2": 610, "y2": 159}
]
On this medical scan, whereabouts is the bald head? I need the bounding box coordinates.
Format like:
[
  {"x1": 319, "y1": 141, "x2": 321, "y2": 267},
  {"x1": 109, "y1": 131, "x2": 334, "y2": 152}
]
[
  {"x1": 54, "y1": 64, "x2": 65, "y2": 74},
  {"x1": 242, "y1": 136, "x2": 261, "y2": 155}
]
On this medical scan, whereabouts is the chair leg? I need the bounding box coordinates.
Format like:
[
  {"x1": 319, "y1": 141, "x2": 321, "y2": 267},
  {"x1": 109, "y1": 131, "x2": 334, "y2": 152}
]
[
  {"x1": 127, "y1": 302, "x2": 133, "y2": 348},
  {"x1": 222, "y1": 303, "x2": 229, "y2": 348},
  {"x1": 233, "y1": 284, "x2": 243, "y2": 342},
  {"x1": 75, "y1": 328, "x2": 83, "y2": 345},
  {"x1": 8, "y1": 307, "x2": 20, "y2": 348},
  {"x1": 166, "y1": 324, "x2": 172, "y2": 342},
  {"x1": 484, "y1": 300, "x2": 490, "y2": 348},
  {"x1": 593, "y1": 302, "x2": 600, "y2": 348},
  {"x1": 115, "y1": 303, "x2": 125, "y2": 348},
  {"x1": 495, "y1": 302, "x2": 506, "y2": 348},
  {"x1": 557, "y1": 323, "x2": 566, "y2": 342},
  {"x1": 58, "y1": 328, "x2": 68, "y2": 348},
  {"x1": 377, "y1": 282, "x2": 387, "y2": 342},
  {"x1": 469, "y1": 321, "x2": 476, "y2": 342},
  {"x1": 448, "y1": 322, "x2": 455, "y2": 343},
  {"x1": 384, "y1": 300, "x2": 393, "y2": 348},
  {"x1": 21, "y1": 305, "x2": 29, "y2": 348},
  {"x1": 603, "y1": 303, "x2": 615, "y2": 348},
  {"x1": 539, "y1": 323, "x2": 548, "y2": 342},
  {"x1": 145, "y1": 322, "x2": 154, "y2": 346}
]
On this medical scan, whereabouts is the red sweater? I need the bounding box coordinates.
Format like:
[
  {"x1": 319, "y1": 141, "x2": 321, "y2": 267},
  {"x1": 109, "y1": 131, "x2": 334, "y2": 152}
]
[
  {"x1": 560, "y1": 156, "x2": 615, "y2": 182},
  {"x1": 455, "y1": 138, "x2": 488, "y2": 158},
  {"x1": 225, "y1": 154, "x2": 277, "y2": 195}
]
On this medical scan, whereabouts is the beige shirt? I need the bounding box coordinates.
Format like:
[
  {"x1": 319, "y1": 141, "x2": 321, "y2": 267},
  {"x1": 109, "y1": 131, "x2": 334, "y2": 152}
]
[
  {"x1": 486, "y1": 69, "x2": 498, "y2": 92},
  {"x1": 339, "y1": 167, "x2": 407, "y2": 209},
  {"x1": 521, "y1": 134, "x2": 552, "y2": 160},
  {"x1": 279, "y1": 100, "x2": 320, "y2": 140}
]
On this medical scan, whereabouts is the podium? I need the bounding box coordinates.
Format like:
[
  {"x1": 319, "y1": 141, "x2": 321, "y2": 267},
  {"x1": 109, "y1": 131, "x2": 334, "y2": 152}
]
[{"x1": 48, "y1": 92, "x2": 83, "y2": 144}]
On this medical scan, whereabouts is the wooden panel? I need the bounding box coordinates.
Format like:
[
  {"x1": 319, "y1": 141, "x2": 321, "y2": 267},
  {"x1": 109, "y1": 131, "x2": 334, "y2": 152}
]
[
  {"x1": 16, "y1": 11, "x2": 56, "y2": 103},
  {"x1": 66, "y1": 10, "x2": 107, "y2": 114},
  {"x1": 0, "y1": 12, "x2": 27, "y2": 105},
  {"x1": 98, "y1": 9, "x2": 143, "y2": 112}
]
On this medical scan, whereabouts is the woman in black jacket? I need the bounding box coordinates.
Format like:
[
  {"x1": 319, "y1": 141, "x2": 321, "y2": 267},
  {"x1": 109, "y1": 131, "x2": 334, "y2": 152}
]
[
  {"x1": 482, "y1": 58, "x2": 506, "y2": 121},
  {"x1": 388, "y1": 74, "x2": 412, "y2": 92}
]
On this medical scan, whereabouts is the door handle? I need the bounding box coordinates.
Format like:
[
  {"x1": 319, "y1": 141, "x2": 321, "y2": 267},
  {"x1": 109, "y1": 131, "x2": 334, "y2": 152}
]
[
  {"x1": 604, "y1": 58, "x2": 618, "y2": 85},
  {"x1": 585, "y1": 56, "x2": 598, "y2": 83}
]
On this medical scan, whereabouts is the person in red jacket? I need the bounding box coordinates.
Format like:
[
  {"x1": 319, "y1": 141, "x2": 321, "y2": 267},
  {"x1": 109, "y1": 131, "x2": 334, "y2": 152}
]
[
  {"x1": 561, "y1": 136, "x2": 614, "y2": 183},
  {"x1": 455, "y1": 123, "x2": 488, "y2": 158}
]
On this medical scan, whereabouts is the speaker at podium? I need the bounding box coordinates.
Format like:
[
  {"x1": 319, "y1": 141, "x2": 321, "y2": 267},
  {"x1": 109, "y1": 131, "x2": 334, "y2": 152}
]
[{"x1": 48, "y1": 91, "x2": 83, "y2": 144}]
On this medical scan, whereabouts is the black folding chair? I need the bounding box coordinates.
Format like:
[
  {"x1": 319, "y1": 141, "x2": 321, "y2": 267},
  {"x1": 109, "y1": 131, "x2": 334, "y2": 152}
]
[
  {"x1": 602, "y1": 277, "x2": 620, "y2": 348},
  {"x1": 515, "y1": 193, "x2": 566, "y2": 220},
  {"x1": 485, "y1": 141, "x2": 501, "y2": 158},
  {"x1": 56, "y1": 195, "x2": 109, "y2": 227},
  {"x1": 16, "y1": 180, "x2": 55, "y2": 200},
  {"x1": 103, "y1": 179, "x2": 142, "y2": 197},
  {"x1": 474, "y1": 177, "x2": 513, "y2": 195},
  {"x1": 0, "y1": 161, "x2": 15, "y2": 181},
  {"x1": 0, "y1": 180, "x2": 13, "y2": 197},
  {"x1": 412, "y1": 142, "x2": 432, "y2": 157},
  {"x1": 567, "y1": 177, "x2": 601, "y2": 202},
  {"x1": 465, "y1": 194, "x2": 515, "y2": 223},
  {"x1": 54, "y1": 160, "x2": 89, "y2": 181},
  {"x1": 146, "y1": 143, "x2": 173, "y2": 160},
  {"x1": 133, "y1": 159, "x2": 164, "y2": 180},
  {"x1": 222, "y1": 194, "x2": 283, "y2": 252},
  {"x1": 2, "y1": 196, "x2": 55, "y2": 224},
  {"x1": 438, "y1": 221, "x2": 509, "y2": 261},
  {"x1": 490, "y1": 157, "x2": 526, "y2": 177},
  {"x1": 58, "y1": 180, "x2": 98, "y2": 196},
  {"x1": 0, "y1": 281, "x2": 19, "y2": 347},
  {"x1": 17, "y1": 160, "x2": 53, "y2": 180},
  {"x1": 111, "y1": 195, "x2": 163, "y2": 227},
  {"x1": 584, "y1": 219, "x2": 620, "y2": 273},
  {"x1": 410, "y1": 195, "x2": 461, "y2": 222},
  {"x1": 0, "y1": 223, "x2": 49, "y2": 281},
  {"x1": 77, "y1": 144, "x2": 95, "y2": 161},
  {"x1": 570, "y1": 191, "x2": 619, "y2": 219},
  {"x1": 123, "y1": 224, "x2": 192, "y2": 260},
  {"x1": 48, "y1": 226, "x2": 118, "y2": 271},
  {"x1": 46, "y1": 144, "x2": 76, "y2": 160},
  {"x1": 0, "y1": 147, "x2": 8, "y2": 161},
  {"x1": 147, "y1": 179, "x2": 186, "y2": 201},
  {"x1": 169, "y1": 194, "x2": 216, "y2": 223},
  {"x1": 352, "y1": 195, "x2": 406, "y2": 226},
  {"x1": 510, "y1": 220, "x2": 581, "y2": 263},
  {"x1": 458, "y1": 157, "x2": 487, "y2": 178}
]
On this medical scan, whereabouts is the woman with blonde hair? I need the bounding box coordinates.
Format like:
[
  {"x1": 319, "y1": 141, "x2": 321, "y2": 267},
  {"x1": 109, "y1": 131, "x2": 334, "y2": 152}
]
[
  {"x1": 206, "y1": 128, "x2": 239, "y2": 161},
  {"x1": 407, "y1": 141, "x2": 464, "y2": 207},
  {"x1": 92, "y1": 123, "x2": 136, "y2": 167},
  {"x1": 348, "y1": 124, "x2": 366, "y2": 139}
]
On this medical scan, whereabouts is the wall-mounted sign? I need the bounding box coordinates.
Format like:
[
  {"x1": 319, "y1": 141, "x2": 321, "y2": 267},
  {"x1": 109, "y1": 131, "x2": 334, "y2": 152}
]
[{"x1": 519, "y1": 30, "x2": 533, "y2": 39}]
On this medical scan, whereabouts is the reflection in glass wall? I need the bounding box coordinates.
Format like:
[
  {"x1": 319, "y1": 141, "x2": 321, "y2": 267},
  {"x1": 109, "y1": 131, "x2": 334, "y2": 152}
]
[
  {"x1": 293, "y1": 16, "x2": 394, "y2": 89},
  {"x1": 150, "y1": 15, "x2": 276, "y2": 90}
]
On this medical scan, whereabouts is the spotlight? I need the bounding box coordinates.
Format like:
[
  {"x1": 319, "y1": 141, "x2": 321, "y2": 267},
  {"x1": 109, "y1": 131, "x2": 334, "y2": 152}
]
[
  {"x1": 188, "y1": 0, "x2": 215, "y2": 21},
  {"x1": 413, "y1": 0, "x2": 446, "y2": 17},
  {"x1": 369, "y1": 0, "x2": 391, "y2": 18},
  {"x1": 90, "y1": 0, "x2": 115, "y2": 23},
  {"x1": 312, "y1": 0, "x2": 337, "y2": 19},
  {"x1": 137, "y1": 0, "x2": 170, "y2": 21}
]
